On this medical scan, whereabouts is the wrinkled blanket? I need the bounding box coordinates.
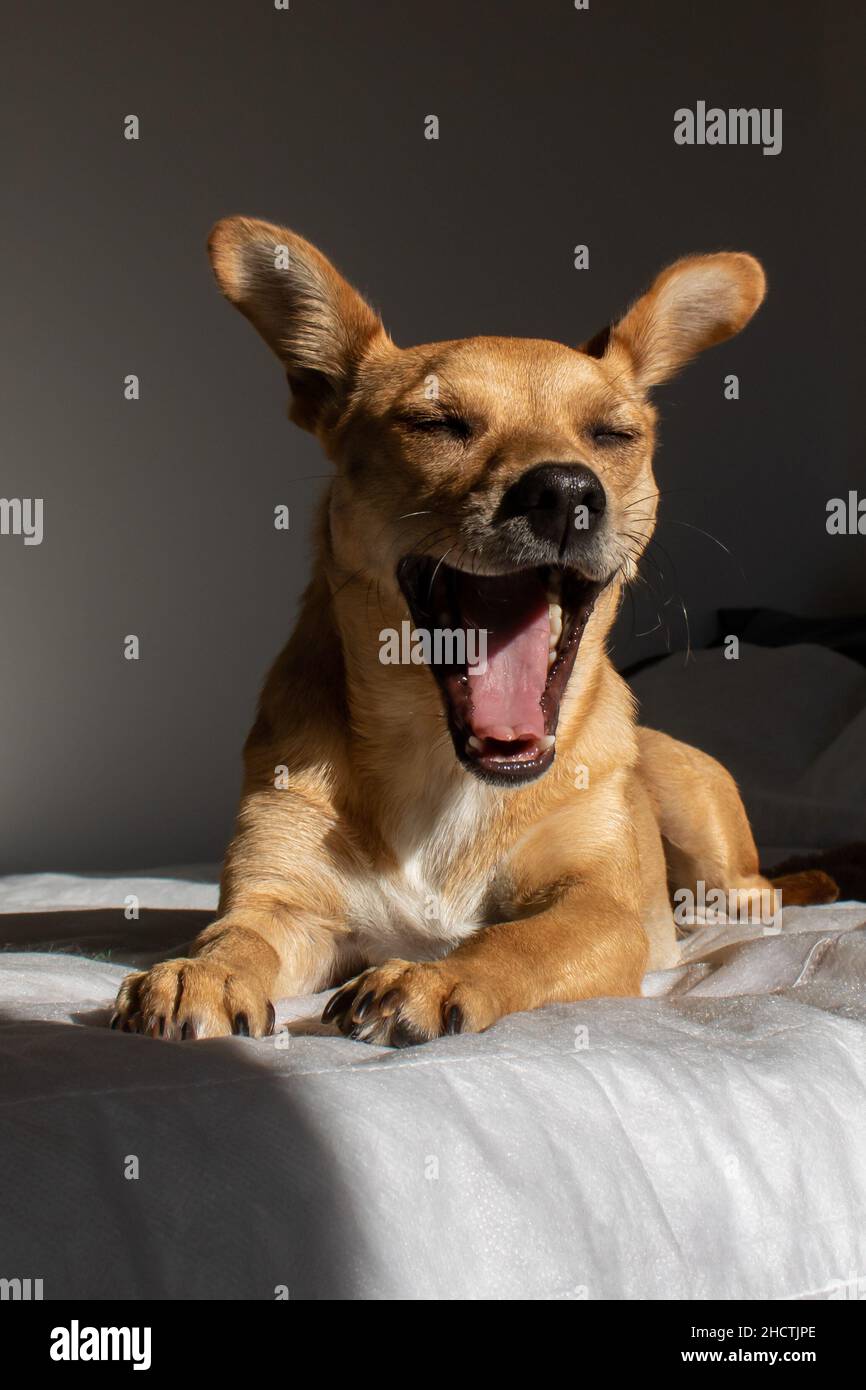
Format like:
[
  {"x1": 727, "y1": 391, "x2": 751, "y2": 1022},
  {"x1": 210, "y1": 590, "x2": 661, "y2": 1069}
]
[{"x1": 1, "y1": 869, "x2": 865, "y2": 1300}]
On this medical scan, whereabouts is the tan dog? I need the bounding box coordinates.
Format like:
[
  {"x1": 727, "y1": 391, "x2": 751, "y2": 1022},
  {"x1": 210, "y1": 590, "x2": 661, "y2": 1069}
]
[{"x1": 111, "y1": 219, "x2": 833, "y2": 1045}]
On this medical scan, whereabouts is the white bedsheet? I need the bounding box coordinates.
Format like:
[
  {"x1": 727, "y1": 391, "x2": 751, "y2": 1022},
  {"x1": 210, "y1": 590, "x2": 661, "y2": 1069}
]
[{"x1": 1, "y1": 870, "x2": 865, "y2": 1301}]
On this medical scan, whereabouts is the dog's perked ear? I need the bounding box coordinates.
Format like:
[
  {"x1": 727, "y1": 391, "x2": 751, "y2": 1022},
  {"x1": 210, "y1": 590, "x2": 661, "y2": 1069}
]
[
  {"x1": 208, "y1": 216, "x2": 388, "y2": 430},
  {"x1": 582, "y1": 252, "x2": 766, "y2": 390}
]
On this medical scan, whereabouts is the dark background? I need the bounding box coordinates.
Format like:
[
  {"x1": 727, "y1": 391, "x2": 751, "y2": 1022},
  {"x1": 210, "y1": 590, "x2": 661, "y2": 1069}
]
[{"x1": 2, "y1": 0, "x2": 863, "y2": 872}]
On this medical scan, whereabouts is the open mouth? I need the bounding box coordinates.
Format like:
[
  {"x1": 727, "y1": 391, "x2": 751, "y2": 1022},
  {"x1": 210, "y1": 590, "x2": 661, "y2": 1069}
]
[{"x1": 396, "y1": 556, "x2": 604, "y2": 785}]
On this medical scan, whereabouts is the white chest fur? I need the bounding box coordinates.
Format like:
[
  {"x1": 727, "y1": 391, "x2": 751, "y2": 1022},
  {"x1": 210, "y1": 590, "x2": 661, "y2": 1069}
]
[{"x1": 345, "y1": 775, "x2": 495, "y2": 962}]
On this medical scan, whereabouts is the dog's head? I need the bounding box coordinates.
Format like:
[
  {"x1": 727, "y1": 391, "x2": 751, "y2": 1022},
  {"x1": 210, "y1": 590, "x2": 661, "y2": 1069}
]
[{"x1": 209, "y1": 218, "x2": 765, "y2": 786}]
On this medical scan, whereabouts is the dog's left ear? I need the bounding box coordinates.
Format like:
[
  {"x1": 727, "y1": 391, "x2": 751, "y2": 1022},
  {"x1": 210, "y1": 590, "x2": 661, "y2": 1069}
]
[
  {"x1": 208, "y1": 216, "x2": 388, "y2": 430},
  {"x1": 582, "y1": 253, "x2": 766, "y2": 389}
]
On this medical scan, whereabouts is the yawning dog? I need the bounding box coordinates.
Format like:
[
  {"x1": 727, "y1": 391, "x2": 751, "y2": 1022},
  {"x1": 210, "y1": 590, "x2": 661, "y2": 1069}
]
[{"x1": 111, "y1": 218, "x2": 832, "y2": 1045}]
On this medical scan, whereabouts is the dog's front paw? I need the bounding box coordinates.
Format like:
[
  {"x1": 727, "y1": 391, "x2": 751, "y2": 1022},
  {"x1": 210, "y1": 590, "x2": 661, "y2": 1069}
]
[
  {"x1": 110, "y1": 958, "x2": 276, "y2": 1040},
  {"x1": 321, "y1": 958, "x2": 496, "y2": 1047}
]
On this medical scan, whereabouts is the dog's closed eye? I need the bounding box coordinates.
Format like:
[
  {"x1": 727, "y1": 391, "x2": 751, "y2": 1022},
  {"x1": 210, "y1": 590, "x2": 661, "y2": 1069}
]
[
  {"x1": 395, "y1": 411, "x2": 473, "y2": 442},
  {"x1": 589, "y1": 423, "x2": 640, "y2": 445}
]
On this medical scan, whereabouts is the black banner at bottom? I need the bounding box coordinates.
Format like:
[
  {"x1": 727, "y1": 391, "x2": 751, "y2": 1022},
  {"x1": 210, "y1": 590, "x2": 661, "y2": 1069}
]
[{"x1": 2, "y1": 1297, "x2": 860, "y2": 1373}]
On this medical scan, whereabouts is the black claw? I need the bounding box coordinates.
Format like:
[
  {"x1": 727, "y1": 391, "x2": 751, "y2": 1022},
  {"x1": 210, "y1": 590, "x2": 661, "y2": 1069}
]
[
  {"x1": 233, "y1": 1012, "x2": 250, "y2": 1037},
  {"x1": 158, "y1": 1015, "x2": 166, "y2": 1037},
  {"x1": 353, "y1": 990, "x2": 374, "y2": 1022},
  {"x1": 181, "y1": 1020, "x2": 197, "y2": 1041},
  {"x1": 445, "y1": 1004, "x2": 464, "y2": 1035},
  {"x1": 265, "y1": 1001, "x2": 276, "y2": 1036},
  {"x1": 322, "y1": 989, "x2": 353, "y2": 1024},
  {"x1": 109, "y1": 1012, "x2": 120, "y2": 1030}
]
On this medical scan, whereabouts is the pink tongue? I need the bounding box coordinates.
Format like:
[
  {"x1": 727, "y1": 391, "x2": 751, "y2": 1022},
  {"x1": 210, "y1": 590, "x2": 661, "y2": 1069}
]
[{"x1": 458, "y1": 571, "x2": 549, "y2": 741}]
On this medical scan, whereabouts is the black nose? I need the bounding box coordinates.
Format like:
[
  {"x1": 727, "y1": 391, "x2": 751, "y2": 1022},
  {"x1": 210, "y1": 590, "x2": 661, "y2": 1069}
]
[{"x1": 499, "y1": 463, "x2": 606, "y2": 550}]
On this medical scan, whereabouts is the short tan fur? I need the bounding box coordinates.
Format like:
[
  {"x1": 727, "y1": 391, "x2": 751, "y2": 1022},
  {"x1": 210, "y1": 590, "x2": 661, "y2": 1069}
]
[{"x1": 112, "y1": 220, "x2": 832, "y2": 1046}]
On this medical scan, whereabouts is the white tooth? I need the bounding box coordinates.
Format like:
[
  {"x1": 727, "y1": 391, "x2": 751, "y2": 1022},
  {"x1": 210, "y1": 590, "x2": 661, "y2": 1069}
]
[
  {"x1": 547, "y1": 649, "x2": 557, "y2": 668},
  {"x1": 467, "y1": 736, "x2": 483, "y2": 751},
  {"x1": 549, "y1": 602, "x2": 563, "y2": 635},
  {"x1": 538, "y1": 734, "x2": 556, "y2": 750}
]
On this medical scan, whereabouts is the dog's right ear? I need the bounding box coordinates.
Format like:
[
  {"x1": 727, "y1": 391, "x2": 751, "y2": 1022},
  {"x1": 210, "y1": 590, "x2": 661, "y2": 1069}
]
[{"x1": 208, "y1": 216, "x2": 388, "y2": 430}]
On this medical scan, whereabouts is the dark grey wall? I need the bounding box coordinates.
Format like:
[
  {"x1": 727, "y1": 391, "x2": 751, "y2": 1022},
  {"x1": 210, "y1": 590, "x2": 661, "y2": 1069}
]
[{"x1": 2, "y1": 0, "x2": 863, "y2": 872}]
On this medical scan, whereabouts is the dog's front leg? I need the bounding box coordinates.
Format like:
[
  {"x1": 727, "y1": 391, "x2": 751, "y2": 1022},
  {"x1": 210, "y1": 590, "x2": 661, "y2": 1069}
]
[
  {"x1": 111, "y1": 788, "x2": 353, "y2": 1039},
  {"x1": 323, "y1": 874, "x2": 648, "y2": 1047}
]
